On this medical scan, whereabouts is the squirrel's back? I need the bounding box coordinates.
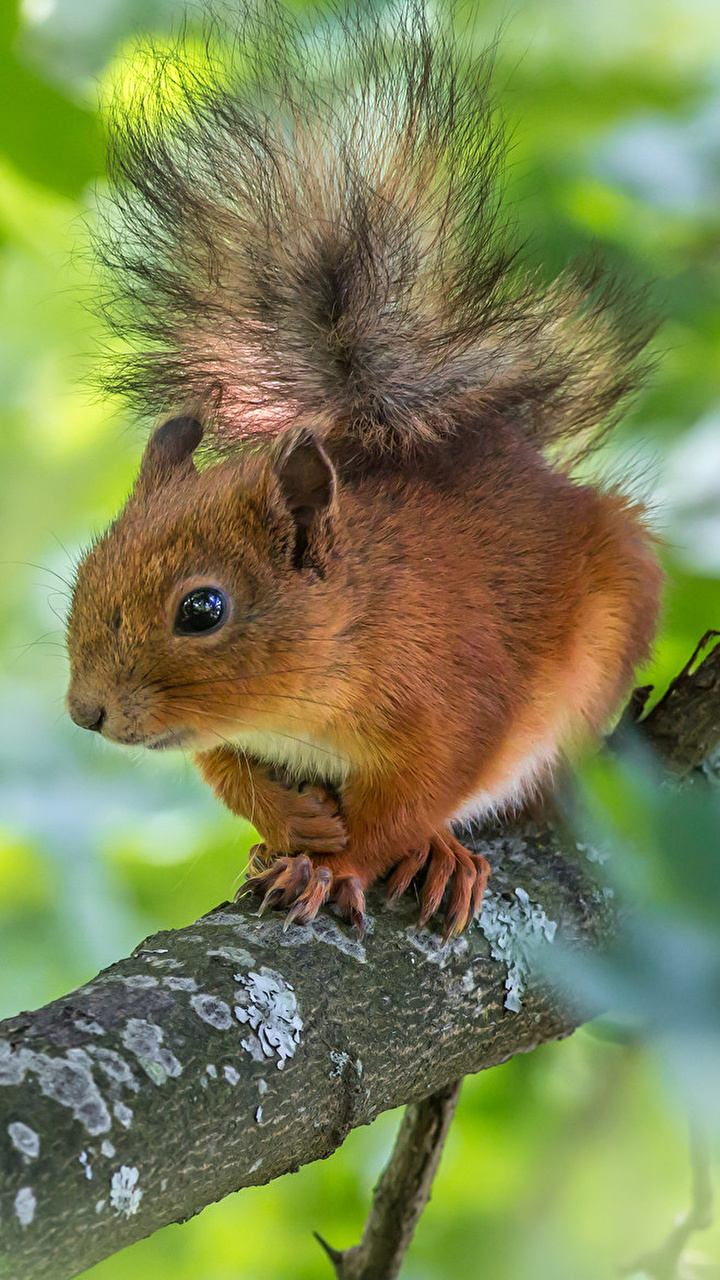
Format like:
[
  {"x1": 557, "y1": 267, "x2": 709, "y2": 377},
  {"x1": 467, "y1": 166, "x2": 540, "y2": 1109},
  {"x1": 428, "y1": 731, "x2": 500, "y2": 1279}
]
[{"x1": 99, "y1": 0, "x2": 655, "y2": 468}]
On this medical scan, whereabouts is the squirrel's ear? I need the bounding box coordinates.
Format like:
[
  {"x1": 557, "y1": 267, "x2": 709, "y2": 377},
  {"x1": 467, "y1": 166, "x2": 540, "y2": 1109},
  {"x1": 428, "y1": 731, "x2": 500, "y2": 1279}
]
[
  {"x1": 134, "y1": 417, "x2": 204, "y2": 497},
  {"x1": 269, "y1": 429, "x2": 337, "y2": 573}
]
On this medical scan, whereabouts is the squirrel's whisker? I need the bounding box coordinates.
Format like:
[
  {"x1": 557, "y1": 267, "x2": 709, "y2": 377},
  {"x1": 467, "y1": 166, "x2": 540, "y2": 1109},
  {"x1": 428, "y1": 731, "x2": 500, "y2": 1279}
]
[
  {"x1": 143, "y1": 669, "x2": 333, "y2": 693},
  {"x1": 147, "y1": 683, "x2": 337, "y2": 710},
  {"x1": 5, "y1": 560, "x2": 76, "y2": 593},
  {"x1": 9, "y1": 633, "x2": 69, "y2": 667}
]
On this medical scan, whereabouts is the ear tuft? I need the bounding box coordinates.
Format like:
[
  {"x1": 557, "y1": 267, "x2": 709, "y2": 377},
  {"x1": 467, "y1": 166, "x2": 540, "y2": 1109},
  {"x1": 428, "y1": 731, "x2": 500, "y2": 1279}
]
[{"x1": 136, "y1": 417, "x2": 204, "y2": 495}]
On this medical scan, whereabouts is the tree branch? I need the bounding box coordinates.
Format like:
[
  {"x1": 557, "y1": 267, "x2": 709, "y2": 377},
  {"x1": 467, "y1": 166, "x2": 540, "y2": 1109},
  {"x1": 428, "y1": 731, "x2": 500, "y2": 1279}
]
[
  {"x1": 1, "y1": 636, "x2": 718, "y2": 1280},
  {"x1": 314, "y1": 1079, "x2": 462, "y2": 1280}
]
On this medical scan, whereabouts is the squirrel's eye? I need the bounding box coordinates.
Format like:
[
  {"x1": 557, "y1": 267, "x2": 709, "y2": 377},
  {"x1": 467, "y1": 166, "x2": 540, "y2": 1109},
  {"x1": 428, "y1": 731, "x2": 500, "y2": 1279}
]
[{"x1": 174, "y1": 587, "x2": 228, "y2": 635}]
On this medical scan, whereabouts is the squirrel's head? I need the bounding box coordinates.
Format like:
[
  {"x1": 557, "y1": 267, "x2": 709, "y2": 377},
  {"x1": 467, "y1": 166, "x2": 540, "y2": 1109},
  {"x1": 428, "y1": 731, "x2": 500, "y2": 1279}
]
[{"x1": 65, "y1": 417, "x2": 344, "y2": 753}]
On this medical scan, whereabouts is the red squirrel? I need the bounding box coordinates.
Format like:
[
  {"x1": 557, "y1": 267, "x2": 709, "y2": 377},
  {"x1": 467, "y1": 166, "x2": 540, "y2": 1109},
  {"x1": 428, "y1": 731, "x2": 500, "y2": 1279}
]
[{"x1": 65, "y1": 3, "x2": 661, "y2": 939}]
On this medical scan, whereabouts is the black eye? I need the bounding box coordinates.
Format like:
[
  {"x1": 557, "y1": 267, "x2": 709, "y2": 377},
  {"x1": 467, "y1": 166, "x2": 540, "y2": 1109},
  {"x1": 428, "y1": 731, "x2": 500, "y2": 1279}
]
[{"x1": 174, "y1": 587, "x2": 228, "y2": 635}]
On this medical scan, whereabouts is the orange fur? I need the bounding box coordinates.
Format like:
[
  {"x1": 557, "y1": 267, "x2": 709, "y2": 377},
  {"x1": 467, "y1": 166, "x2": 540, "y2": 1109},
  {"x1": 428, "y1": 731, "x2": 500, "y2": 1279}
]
[{"x1": 66, "y1": 421, "x2": 661, "y2": 935}]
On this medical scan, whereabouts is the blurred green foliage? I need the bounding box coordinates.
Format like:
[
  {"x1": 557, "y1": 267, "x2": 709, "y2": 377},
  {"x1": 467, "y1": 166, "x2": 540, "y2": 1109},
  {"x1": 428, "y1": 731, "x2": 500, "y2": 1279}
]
[{"x1": 1, "y1": 0, "x2": 719, "y2": 1276}]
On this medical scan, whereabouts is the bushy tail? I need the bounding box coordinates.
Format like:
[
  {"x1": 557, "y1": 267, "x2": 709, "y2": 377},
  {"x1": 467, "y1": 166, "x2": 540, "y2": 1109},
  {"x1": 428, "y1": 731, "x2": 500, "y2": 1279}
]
[{"x1": 99, "y1": 0, "x2": 656, "y2": 461}]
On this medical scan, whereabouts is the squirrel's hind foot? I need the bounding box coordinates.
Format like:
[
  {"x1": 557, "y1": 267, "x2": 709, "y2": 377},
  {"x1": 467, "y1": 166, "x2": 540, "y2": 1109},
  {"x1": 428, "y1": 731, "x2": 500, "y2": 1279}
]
[
  {"x1": 238, "y1": 852, "x2": 366, "y2": 935},
  {"x1": 387, "y1": 832, "x2": 490, "y2": 941}
]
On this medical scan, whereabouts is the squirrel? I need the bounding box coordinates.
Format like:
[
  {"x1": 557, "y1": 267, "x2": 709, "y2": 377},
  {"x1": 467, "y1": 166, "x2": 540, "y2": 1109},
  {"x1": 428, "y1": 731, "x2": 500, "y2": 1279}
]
[{"x1": 65, "y1": 2, "x2": 662, "y2": 939}]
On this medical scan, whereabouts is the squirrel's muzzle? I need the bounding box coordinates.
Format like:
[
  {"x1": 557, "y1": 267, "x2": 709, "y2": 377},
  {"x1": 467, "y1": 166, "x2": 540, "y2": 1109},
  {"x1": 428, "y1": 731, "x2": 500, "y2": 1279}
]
[{"x1": 67, "y1": 695, "x2": 106, "y2": 734}]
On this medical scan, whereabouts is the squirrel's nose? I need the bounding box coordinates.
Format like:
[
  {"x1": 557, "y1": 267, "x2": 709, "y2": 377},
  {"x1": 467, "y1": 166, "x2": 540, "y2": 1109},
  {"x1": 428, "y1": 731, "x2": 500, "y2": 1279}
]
[{"x1": 69, "y1": 702, "x2": 106, "y2": 733}]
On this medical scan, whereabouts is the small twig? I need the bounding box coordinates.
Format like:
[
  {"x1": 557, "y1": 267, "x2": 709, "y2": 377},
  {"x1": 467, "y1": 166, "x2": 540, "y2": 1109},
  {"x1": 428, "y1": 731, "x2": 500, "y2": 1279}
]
[
  {"x1": 622, "y1": 1120, "x2": 714, "y2": 1279},
  {"x1": 641, "y1": 633, "x2": 720, "y2": 776},
  {"x1": 315, "y1": 1079, "x2": 463, "y2": 1280},
  {"x1": 607, "y1": 684, "x2": 655, "y2": 748}
]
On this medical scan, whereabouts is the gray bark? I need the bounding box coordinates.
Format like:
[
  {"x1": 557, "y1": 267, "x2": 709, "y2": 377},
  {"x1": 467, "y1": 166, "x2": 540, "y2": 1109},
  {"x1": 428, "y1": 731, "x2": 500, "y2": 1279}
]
[{"x1": 0, "y1": 636, "x2": 718, "y2": 1280}]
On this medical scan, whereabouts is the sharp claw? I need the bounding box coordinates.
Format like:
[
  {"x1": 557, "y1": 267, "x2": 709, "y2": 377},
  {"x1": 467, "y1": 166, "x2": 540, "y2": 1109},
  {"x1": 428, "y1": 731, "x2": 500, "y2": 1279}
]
[
  {"x1": 238, "y1": 876, "x2": 267, "y2": 900},
  {"x1": 258, "y1": 885, "x2": 282, "y2": 915},
  {"x1": 283, "y1": 900, "x2": 309, "y2": 930}
]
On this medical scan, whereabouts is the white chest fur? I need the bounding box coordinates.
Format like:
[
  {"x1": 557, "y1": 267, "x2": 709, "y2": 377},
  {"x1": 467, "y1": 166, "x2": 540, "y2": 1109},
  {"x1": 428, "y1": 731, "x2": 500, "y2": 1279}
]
[
  {"x1": 229, "y1": 727, "x2": 352, "y2": 786},
  {"x1": 451, "y1": 735, "x2": 559, "y2": 824}
]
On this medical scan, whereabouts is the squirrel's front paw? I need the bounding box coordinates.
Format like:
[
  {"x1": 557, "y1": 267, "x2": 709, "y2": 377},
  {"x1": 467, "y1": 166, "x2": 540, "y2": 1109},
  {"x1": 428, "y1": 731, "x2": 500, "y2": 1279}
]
[
  {"x1": 237, "y1": 853, "x2": 365, "y2": 933},
  {"x1": 259, "y1": 781, "x2": 347, "y2": 856},
  {"x1": 386, "y1": 831, "x2": 490, "y2": 941},
  {"x1": 284, "y1": 783, "x2": 348, "y2": 855}
]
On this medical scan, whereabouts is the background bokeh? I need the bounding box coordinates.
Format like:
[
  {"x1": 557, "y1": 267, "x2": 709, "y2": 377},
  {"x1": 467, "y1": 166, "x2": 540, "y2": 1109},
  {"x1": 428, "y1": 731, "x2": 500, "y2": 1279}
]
[{"x1": 1, "y1": 0, "x2": 720, "y2": 1276}]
